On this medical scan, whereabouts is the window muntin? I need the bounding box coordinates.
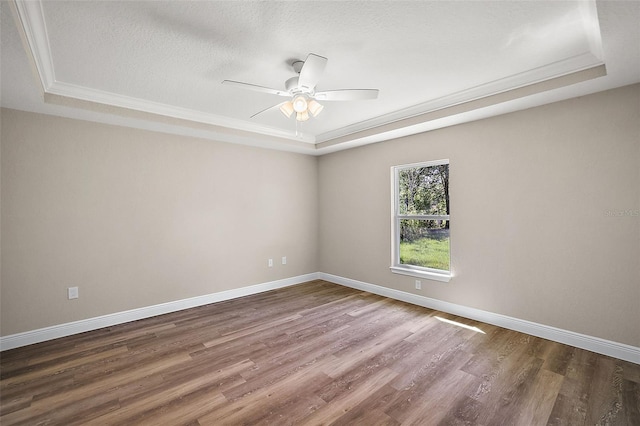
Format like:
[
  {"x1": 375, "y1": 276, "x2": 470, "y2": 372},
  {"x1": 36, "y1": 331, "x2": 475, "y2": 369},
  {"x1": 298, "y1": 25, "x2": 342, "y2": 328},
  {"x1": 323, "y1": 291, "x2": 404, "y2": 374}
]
[{"x1": 392, "y1": 160, "x2": 451, "y2": 281}]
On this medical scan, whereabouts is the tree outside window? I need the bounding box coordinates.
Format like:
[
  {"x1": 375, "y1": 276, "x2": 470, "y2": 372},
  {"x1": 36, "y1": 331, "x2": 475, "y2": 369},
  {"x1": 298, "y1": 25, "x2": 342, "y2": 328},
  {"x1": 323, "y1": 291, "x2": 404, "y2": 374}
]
[{"x1": 392, "y1": 160, "x2": 451, "y2": 280}]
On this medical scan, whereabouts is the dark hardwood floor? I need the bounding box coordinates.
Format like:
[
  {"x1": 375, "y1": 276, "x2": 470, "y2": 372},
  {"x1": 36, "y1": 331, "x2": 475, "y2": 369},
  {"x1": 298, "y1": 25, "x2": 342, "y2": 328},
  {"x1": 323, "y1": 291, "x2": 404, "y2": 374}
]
[{"x1": 1, "y1": 280, "x2": 639, "y2": 425}]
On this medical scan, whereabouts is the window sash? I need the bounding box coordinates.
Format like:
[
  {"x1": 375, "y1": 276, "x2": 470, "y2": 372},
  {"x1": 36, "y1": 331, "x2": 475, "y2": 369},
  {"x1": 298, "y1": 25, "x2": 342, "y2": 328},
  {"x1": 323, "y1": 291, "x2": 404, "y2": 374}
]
[
  {"x1": 394, "y1": 218, "x2": 451, "y2": 272},
  {"x1": 391, "y1": 160, "x2": 451, "y2": 280}
]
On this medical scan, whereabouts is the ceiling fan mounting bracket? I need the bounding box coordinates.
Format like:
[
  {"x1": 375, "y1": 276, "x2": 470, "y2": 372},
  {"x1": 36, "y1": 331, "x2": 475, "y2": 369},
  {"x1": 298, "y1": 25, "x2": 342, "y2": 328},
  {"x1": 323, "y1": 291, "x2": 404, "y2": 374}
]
[{"x1": 292, "y1": 60, "x2": 304, "y2": 74}]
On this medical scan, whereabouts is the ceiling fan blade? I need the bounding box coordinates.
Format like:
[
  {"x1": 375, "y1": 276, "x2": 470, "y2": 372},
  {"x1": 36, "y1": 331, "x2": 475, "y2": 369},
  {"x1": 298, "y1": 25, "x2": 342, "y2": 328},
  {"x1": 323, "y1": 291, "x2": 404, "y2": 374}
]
[
  {"x1": 250, "y1": 102, "x2": 286, "y2": 119},
  {"x1": 298, "y1": 54, "x2": 328, "y2": 90},
  {"x1": 222, "y1": 80, "x2": 290, "y2": 97},
  {"x1": 314, "y1": 89, "x2": 379, "y2": 101}
]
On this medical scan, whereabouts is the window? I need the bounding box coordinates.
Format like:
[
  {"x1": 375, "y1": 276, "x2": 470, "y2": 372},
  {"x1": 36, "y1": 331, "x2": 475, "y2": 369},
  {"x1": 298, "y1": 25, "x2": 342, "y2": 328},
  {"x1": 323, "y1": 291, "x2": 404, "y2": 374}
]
[{"x1": 391, "y1": 160, "x2": 451, "y2": 282}]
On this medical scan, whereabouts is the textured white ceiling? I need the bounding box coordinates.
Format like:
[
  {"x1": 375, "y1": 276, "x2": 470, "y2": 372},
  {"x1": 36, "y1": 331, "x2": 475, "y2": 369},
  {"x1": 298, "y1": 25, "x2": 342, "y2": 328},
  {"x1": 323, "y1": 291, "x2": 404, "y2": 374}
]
[{"x1": 2, "y1": 1, "x2": 639, "y2": 154}]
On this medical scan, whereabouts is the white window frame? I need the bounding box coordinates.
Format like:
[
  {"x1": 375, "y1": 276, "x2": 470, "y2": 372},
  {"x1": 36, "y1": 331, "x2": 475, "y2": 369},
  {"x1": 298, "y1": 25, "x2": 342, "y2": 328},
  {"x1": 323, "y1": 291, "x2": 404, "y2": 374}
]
[{"x1": 390, "y1": 159, "x2": 452, "y2": 283}]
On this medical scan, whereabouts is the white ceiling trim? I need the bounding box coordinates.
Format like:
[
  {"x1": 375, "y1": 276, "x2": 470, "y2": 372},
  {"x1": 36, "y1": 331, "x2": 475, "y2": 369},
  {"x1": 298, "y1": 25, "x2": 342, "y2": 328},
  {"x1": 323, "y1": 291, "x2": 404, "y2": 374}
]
[
  {"x1": 316, "y1": 52, "x2": 605, "y2": 144},
  {"x1": 316, "y1": 0, "x2": 606, "y2": 144},
  {"x1": 12, "y1": 0, "x2": 315, "y2": 144},
  {"x1": 11, "y1": 0, "x2": 53, "y2": 91},
  {"x1": 11, "y1": 0, "x2": 610, "y2": 152},
  {"x1": 46, "y1": 81, "x2": 317, "y2": 144},
  {"x1": 581, "y1": 0, "x2": 605, "y2": 60}
]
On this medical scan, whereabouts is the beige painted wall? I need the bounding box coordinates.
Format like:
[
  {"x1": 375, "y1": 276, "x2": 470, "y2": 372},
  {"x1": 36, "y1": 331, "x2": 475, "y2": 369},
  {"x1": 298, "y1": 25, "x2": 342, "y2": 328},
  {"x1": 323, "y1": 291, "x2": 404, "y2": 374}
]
[
  {"x1": 2, "y1": 84, "x2": 639, "y2": 347},
  {"x1": 1, "y1": 108, "x2": 318, "y2": 336},
  {"x1": 319, "y1": 84, "x2": 640, "y2": 347}
]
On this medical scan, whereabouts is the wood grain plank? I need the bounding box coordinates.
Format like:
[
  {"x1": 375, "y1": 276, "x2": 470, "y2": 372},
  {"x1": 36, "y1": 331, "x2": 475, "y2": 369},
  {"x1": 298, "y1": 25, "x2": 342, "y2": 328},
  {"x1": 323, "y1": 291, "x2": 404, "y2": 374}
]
[
  {"x1": 478, "y1": 353, "x2": 545, "y2": 425},
  {"x1": 621, "y1": 378, "x2": 640, "y2": 425},
  {"x1": 1, "y1": 280, "x2": 638, "y2": 425},
  {"x1": 301, "y1": 367, "x2": 398, "y2": 425},
  {"x1": 547, "y1": 348, "x2": 598, "y2": 426},
  {"x1": 514, "y1": 367, "x2": 565, "y2": 425},
  {"x1": 31, "y1": 351, "x2": 192, "y2": 410},
  {"x1": 200, "y1": 359, "x2": 335, "y2": 424},
  {"x1": 98, "y1": 359, "x2": 252, "y2": 425},
  {"x1": 585, "y1": 356, "x2": 624, "y2": 425},
  {"x1": 384, "y1": 349, "x2": 475, "y2": 424},
  {"x1": 1, "y1": 345, "x2": 128, "y2": 387}
]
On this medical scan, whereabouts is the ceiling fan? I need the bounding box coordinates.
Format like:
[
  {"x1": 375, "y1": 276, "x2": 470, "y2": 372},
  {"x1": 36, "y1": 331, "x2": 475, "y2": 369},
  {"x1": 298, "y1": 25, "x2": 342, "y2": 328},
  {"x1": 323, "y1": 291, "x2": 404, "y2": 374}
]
[{"x1": 222, "y1": 53, "x2": 379, "y2": 122}]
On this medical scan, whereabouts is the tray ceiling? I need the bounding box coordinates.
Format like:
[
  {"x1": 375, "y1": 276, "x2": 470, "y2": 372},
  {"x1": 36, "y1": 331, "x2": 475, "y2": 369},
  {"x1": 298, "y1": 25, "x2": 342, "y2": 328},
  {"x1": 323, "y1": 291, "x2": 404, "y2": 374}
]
[{"x1": 2, "y1": 1, "x2": 639, "y2": 154}]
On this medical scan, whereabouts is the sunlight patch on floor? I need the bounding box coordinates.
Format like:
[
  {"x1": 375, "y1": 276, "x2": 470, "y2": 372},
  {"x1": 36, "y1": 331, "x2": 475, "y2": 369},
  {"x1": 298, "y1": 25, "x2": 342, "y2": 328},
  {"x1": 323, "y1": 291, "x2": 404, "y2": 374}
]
[{"x1": 435, "y1": 316, "x2": 485, "y2": 334}]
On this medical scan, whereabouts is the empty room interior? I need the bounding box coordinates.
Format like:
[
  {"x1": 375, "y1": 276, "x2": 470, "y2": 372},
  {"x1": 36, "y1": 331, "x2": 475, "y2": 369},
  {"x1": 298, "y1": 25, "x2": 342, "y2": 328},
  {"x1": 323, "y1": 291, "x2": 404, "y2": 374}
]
[{"x1": 1, "y1": 1, "x2": 639, "y2": 425}]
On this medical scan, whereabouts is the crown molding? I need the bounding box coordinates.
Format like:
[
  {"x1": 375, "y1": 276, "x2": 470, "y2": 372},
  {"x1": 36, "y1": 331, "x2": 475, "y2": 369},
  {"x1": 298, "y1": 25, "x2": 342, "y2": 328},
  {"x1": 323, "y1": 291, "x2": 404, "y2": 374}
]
[
  {"x1": 315, "y1": 62, "x2": 607, "y2": 152},
  {"x1": 46, "y1": 81, "x2": 316, "y2": 144},
  {"x1": 12, "y1": 0, "x2": 606, "y2": 152},
  {"x1": 12, "y1": 0, "x2": 55, "y2": 90},
  {"x1": 315, "y1": 0, "x2": 606, "y2": 145},
  {"x1": 316, "y1": 52, "x2": 605, "y2": 144},
  {"x1": 11, "y1": 0, "x2": 316, "y2": 145}
]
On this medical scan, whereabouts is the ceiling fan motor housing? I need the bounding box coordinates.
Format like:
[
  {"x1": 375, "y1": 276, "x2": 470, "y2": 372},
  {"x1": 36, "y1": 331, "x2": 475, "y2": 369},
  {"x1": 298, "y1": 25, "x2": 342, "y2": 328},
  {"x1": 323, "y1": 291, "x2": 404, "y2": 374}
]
[{"x1": 285, "y1": 76, "x2": 302, "y2": 92}]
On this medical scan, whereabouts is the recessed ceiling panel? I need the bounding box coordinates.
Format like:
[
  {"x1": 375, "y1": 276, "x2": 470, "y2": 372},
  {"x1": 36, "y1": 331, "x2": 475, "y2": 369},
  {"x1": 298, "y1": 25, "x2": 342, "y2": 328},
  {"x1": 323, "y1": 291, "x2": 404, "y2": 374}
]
[{"x1": 5, "y1": 0, "x2": 631, "y2": 153}]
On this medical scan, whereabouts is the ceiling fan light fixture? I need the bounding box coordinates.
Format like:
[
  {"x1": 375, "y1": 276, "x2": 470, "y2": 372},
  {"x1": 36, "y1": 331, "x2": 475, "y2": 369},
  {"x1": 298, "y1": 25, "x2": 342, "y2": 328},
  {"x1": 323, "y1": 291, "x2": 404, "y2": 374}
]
[
  {"x1": 292, "y1": 95, "x2": 308, "y2": 113},
  {"x1": 279, "y1": 101, "x2": 294, "y2": 118},
  {"x1": 296, "y1": 110, "x2": 310, "y2": 122},
  {"x1": 223, "y1": 53, "x2": 379, "y2": 125},
  {"x1": 308, "y1": 99, "x2": 324, "y2": 117}
]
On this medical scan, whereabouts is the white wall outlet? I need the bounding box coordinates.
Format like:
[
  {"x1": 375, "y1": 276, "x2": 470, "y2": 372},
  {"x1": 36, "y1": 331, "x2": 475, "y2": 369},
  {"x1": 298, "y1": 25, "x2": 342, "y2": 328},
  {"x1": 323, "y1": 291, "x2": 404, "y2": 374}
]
[
  {"x1": 268, "y1": 258, "x2": 273, "y2": 267},
  {"x1": 282, "y1": 256, "x2": 287, "y2": 265},
  {"x1": 68, "y1": 286, "x2": 79, "y2": 299},
  {"x1": 415, "y1": 280, "x2": 422, "y2": 290}
]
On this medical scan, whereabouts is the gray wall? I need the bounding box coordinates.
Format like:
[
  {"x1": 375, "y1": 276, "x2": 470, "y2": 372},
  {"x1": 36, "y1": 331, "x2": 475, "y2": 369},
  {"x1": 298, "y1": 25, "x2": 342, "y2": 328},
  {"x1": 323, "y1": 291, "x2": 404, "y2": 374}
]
[
  {"x1": 1, "y1": 108, "x2": 318, "y2": 335},
  {"x1": 318, "y1": 84, "x2": 640, "y2": 347}
]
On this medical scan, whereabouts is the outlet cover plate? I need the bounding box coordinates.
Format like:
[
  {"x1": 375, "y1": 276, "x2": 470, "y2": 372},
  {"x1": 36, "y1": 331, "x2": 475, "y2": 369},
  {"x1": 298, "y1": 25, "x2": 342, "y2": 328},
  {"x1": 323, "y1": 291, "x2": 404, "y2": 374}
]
[{"x1": 68, "y1": 287, "x2": 79, "y2": 299}]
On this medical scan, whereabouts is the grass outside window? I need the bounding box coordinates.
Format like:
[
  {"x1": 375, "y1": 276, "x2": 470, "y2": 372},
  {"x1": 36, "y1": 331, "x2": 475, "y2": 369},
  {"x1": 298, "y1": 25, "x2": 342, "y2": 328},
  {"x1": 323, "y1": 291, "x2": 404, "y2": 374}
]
[{"x1": 400, "y1": 236, "x2": 450, "y2": 271}]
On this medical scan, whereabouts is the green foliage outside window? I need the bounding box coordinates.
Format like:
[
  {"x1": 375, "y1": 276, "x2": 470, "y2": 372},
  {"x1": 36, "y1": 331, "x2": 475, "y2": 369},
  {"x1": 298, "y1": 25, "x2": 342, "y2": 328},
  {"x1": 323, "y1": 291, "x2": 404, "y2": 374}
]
[{"x1": 398, "y1": 164, "x2": 450, "y2": 271}]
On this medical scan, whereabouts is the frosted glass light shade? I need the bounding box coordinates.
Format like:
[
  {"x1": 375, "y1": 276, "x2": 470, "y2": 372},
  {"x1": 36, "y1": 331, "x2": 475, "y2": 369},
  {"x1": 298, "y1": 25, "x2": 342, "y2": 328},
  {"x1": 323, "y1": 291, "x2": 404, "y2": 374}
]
[
  {"x1": 279, "y1": 101, "x2": 294, "y2": 118},
  {"x1": 308, "y1": 99, "x2": 324, "y2": 117},
  {"x1": 296, "y1": 110, "x2": 310, "y2": 121},
  {"x1": 292, "y1": 95, "x2": 308, "y2": 113}
]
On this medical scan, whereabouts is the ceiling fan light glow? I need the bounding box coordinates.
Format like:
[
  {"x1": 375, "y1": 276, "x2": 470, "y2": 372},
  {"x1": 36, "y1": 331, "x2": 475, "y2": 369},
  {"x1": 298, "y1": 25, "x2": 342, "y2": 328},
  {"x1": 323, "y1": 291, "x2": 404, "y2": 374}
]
[
  {"x1": 296, "y1": 110, "x2": 310, "y2": 122},
  {"x1": 279, "y1": 101, "x2": 294, "y2": 118},
  {"x1": 308, "y1": 99, "x2": 324, "y2": 117},
  {"x1": 292, "y1": 95, "x2": 308, "y2": 113}
]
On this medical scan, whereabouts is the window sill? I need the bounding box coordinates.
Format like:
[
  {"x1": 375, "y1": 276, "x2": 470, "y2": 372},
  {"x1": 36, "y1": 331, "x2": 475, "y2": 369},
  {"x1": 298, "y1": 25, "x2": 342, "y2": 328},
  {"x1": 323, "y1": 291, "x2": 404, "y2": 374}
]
[{"x1": 390, "y1": 266, "x2": 452, "y2": 283}]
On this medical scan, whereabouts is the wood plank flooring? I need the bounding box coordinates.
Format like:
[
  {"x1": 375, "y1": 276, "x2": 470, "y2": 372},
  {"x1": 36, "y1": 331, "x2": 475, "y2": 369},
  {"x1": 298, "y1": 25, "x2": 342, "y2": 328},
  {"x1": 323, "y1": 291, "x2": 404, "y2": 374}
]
[{"x1": 1, "y1": 280, "x2": 639, "y2": 425}]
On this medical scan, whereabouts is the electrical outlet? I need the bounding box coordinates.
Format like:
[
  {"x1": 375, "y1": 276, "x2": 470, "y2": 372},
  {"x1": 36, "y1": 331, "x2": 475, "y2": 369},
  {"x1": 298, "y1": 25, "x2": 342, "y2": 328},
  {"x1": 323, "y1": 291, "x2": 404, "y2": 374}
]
[
  {"x1": 68, "y1": 287, "x2": 79, "y2": 299},
  {"x1": 268, "y1": 258, "x2": 273, "y2": 267},
  {"x1": 415, "y1": 280, "x2": 422, "y2": 290},
  {"x1": 282, "y1": 256, "x2": 287, "y2": 265}
]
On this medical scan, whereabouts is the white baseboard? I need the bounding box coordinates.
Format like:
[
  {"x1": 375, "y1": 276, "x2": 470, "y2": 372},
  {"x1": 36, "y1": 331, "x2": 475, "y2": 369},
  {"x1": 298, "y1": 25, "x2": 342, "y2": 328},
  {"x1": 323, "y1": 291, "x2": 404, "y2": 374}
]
[
  {"x1": 319, "y1": 272, "x2": 640, "y2": 365},
  {"x1": 2, "y1": 271, "x2": 638, "y2": 365},
  {"x1": 0, "y1": 273, "x2": 320, "y2": 352}
]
